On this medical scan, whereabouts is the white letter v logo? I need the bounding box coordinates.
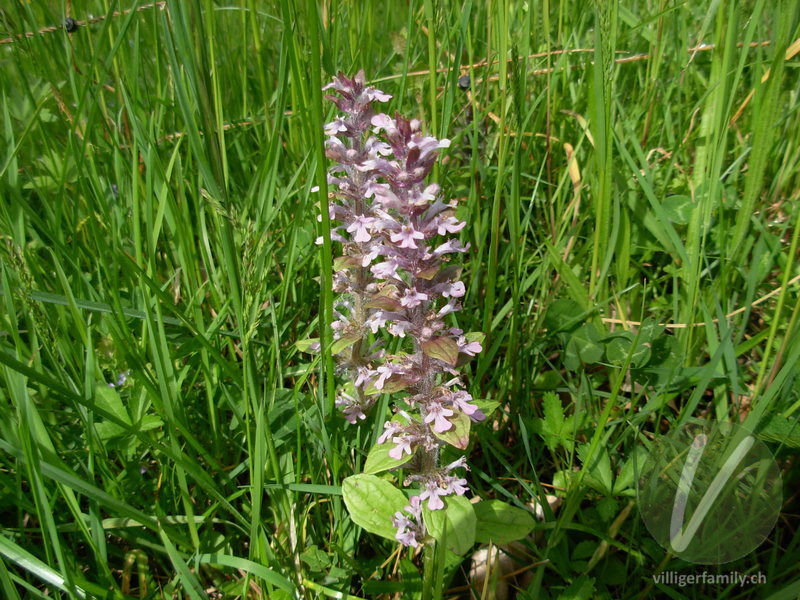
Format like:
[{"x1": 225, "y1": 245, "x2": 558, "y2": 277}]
[{"x1": 669, "y1": 433, "x2": 754, "y2": 553}]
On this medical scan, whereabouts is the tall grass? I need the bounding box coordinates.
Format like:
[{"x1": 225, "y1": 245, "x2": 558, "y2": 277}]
[{"x1": 0, "y1": 1, "x2": 798, "y2": 598}]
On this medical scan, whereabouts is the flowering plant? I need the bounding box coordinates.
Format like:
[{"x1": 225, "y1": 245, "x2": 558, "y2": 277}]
[{"x1": 309, "y1": 70, "x2": 509, "y2": 553}]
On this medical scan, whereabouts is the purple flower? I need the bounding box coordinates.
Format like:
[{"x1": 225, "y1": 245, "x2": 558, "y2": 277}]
[
  {"x1": 406, "y1": 494, "x2": 423, "y2": 519},
  {"x1": 399, "y1": 288, "x2": 429, "y2": 308},
  {"x1": 457, "y1": 335, "x2": 483, "y2": 356},
  {"x1": 388, "y1": 434, "x2": 414, "y2": 460},
  {"x1": 442, "y1": 281, "x2": 466, "y2": 298},
  {"x1": 437, "y1": 301, "x2": 459, "y2": 317},
  {"x1": 365, "y1": 137, "x2": 392, "y2": 158},
  {"x1": 434, "y1": 215, "x2": 466, "y2": 235},
  {"x1": 109, "y1": 370, "x2": 130, "y2": 388},
  {"x1": 364, "y1": 311, "x2": 388, "y2": 333},
  {"x1": 409, "y1": 135, "x2": 451, "y2": 161},
  {"x1": 392, "y1": 512, "x2": 413, "y2": 531},
  {"x1": 444, "y1": 456, "x2": 468, "y2": 472},
  {"x1": 375, "y1": 364, "x2": 403, "y2": 390},
  {"x1": 323, "y1": 72, "x2": 487, "y2": 547},
  {"x1": 324, "y1": 117, "x2": 348, "y2": 136},
  {"x1": 370, "y1": 113, "x2": 396, "y2": 133},
  {"x1": 346, "y1": 215, "x2": 376, "y2": 242},
  {"x1": 353, "y1": 367, "x2": 374, "y2": 388},
  {"x1": 392, "y1": 496, "x2": 425, "y2": 547},
  {"x1": 377, "y1": 420, "x2": 404, "y2": 444},
  {"x1": 408, "y1": 184, "x2": 440, "y2": 207},
  {"x1": 360, "y1": 246, "x2": 380, "y2": 267},
  {"x1": 365, "y1": 88, "x2": 392, "y2": 103},
  {"x1": 443, "y1": 475, "x2": 469, "y2": 497},
  {"x1": 449, "y1": 390, "x2": 483, "y2": 420},
  {"x1": 419, "y1": 479, "x2": 449, "y2": 511},
  {"x1": 390, "y1": 225, "x2": 425, "y2": 249},
  {"x1": 366, "y1": 182, "x2": 400, "y2": 209},
  {"x1": 424, "y1": 400, "x2": 454, "y2": 433},
  {"x1": 387, "y1": 320, "x2": 414, "y2": 338},
  {"x1": 335, "y1": 393, "x2": 368, "y2": 424},
  {"x1": 433, "y1": 239, "x2": 470, "y2": 256},
  {"x1": 392, "y1": 512, "x2": 417, "y2": 547},
  {"x1": 371, "y1": 258, "x2": 400, "y2": 279}
]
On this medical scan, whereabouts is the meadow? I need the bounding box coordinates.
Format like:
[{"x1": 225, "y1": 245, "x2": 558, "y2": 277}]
[{"x1": 0, "y1": 1, "x2": 799, "y2": 598}]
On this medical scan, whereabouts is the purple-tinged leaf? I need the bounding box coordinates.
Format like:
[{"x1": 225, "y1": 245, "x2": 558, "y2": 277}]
[
  {"x1": 421, "y1": 336, "x2": 459, "y2": 366},
  {"x1": 364, "y1": 377, "x2": 409, "y2": 396},
  {"x1": 432, "y1": 411, "x2": 471, "y2": 450},
  {"x1": 333, "y1": 256, "x2": 362, "y2": 271},
  {"x1": 364, "y1": 295, "x2": 402, "y2": 311}
]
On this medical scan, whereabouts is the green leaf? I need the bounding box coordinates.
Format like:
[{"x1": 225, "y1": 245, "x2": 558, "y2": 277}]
[
  {"x1": 0, "y1": 534, "x2": 88, "y2": 597},
  {"x1": 647, "y1": 334, "x2": 682, "y2": 368},
  {"x1": 637, "y1": 317, "x2": 665, "y2": 343},
  {"x1": 422, "y1": 495, "x2": 476, "y2": 555},
  {"x1": 557, "y1": 575, "x2": 596, "y2": 600},
  {"x1": 363, "y1": 442, "x2": 410, "y2": 475},
  {"x1": 160, "y1": 529, "x2": 206, "y2": 600},
  {"x1": 472, "y1": 399, "x2": 500, "y2": 417},
  {"x1": 139, "y1": 414, "x2": 164, "y2": 432},
  {"x1": 93, "y1": 386, "x2": 131, "y2": 441},
  {"x1": 605, "y1": 335, "x2": 630, "y2": 364},
  {"x1": 565, "y1": 323, "x2": 604, "y2": 370},
  {"x1": 299, "y1": 545, "x2": 330, "y2": 572},
  {"x1": 596, "y1": 496, "x2": 619, "y2": 522},
  {"x1": 194, "y1": 554, "x2": 294, "y2": 593},
  {"x1": 539, "y1": 391, "x2": 565, "y2": 451},
  {"x1": 331, "y1": 333, "x2": 360, "y2": 355},
  {"x1": 577, "y1": 443, "x2": 613, "y2": 494},
  {"x1": 421, "y1": 336, "x2": 459, "y2": 366},
  {"x1": 543, "y1": 298, "x2": 585, "y2": 332},
  {"x1": 342, "y1": 474, "x2": 408, "y2": 540},
  {"x1": 473, "y1": 500, "x2": 536, "y2": 544},
  {"x1": 295, "y1": 338, "x2": 320, "y2": 353},
  {"x1": 542, "y1": 392, "x2": 564, "y2": 432},
  {"x1": 571, "y1": 540, "x2": 597, "y2": 561},
  {"x1": 93, "y1": 421, "x2": 125, "y2": 442},
  {"x1": 95, "y1": 385, "x2": 131, "y2": 425},
  {"x1": 613, "y1": 445, "x2": 648, "y2": 494},
  {"x1": 432, "y1": 411, "x2": 471, "y2": 450},
  {"x1": 553, "y1": 469, "x2": 574, "y2": 493},
  {"x1": 533, "y1": 370, "x2": 562, "y2": 389},
  {"x1": 662, "y1": 195, "x2": 692, "y2": 224},
  {"x1": 464, "y1": 331, "x2": 485, "y2": 345},
  {"x1": 605, "y1": 334, "x2": 651, "y2": 367},
  {"x1": 756, "y1": 413, "x2": 800, "y2": 448}
]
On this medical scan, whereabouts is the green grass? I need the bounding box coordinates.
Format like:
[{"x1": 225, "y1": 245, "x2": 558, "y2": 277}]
[{"x1": 0, "y1": 1, "x2": 799, "y2": 598}]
